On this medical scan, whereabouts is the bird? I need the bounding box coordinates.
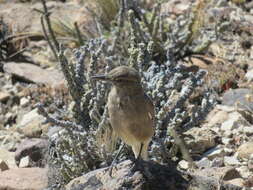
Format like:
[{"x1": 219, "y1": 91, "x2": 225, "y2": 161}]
[{"x1": 92, "y1": 66, "x2": 154, "y2": 162}]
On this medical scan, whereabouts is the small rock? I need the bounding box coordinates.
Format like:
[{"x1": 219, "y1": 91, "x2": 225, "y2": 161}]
[
  {"x1": 245, "y1": 69, "x2": 253, "y2": 82},
  {"x1": 243, "y1": 126, "x2": 253, "y2": 136},
  {"x1": 18, "y1": 108, "x2": 42, "y2": 127},
  {"x1": 196, "y1": 157, "x2": 211, "y2": 169},
  {"x1": 222, "y1": 88, "x2": 253, "y2": 111},
  {"x1": 0, "y1": 148, "x2": 17, "y2": 169},
  {"x1": 204, "y1": 147, "x2": 225, "y2": 160},
  {"x1": 0, "y1": 91, "x2": 10, "y2": 102},
  {"x1": 17, "y1": 108, "x2": 48, "y2": 138},
  {"x1": 222, "y1": 137, "x2": 232, "y2": 145},
  {"x1": 178, "y1": 160, "x2": 189, "y2": 170},
  {"x1": 19, "y1": 156, "x2": 30, "y2": 168},
  {"x1": 225, "y1": 178, "x2": 245, "y2": 187},
  {"x1": 15, "y1": 138, "x2": 48, "y2": 167},
  {"x1": 211, "y1": 157, "x2": 224, "y2": 167},
  {"x1": 248, "y1": 154, "x2": 253, "y2": 171},
  {"x1": 19, "y1": 119, "x2": 44, "y2": 138},
  {"x1": 205, "y1": 109, "x2": 229, "y2": 127},
  {"x1": 220, "y1": 112, "x2": 250, "y2": 134},
  {"x1": 0, "y1": 159, "x2": 9, "y2": 171},
  {"x1": 0, "y1": 167, "x2": 47, "y2": 190},
  {"x1": 193, "y1": 166, "x2": 241, "y2": 181},
  {"x1": 184, "y1": 127, "x2": 217, "y2": 155},
  {"x1": 0, "y1": 130, "x2": 24, "y2": 151},
  {"x1": 224, "y1": 156, "x2": 241, "y2": 166},
  {"x1": 244, "y1": 176, "x2": 253, "y2": 188},
  {"x1": 224, "y1": 148, "x2": 233, "y2": 154},
  {"x1": 217, "y1": 105, "x2": 235, "y2": 112},
  {"x1": 3, "y1": 62, "x2": 65, "y2": 87},
  {"x1": 237, "y1": 142, "x2": 253, "y2": 159},
  {"x1": 236, "y1": 166, "x2": 251, "y2": 178},
  {"x1": 20, "y1": 97, "x2": 30, "y2": 107}
]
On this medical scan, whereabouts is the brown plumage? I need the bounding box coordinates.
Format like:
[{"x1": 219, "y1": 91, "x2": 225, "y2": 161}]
[{"x1": 92, "y1": 66, "x2": 154, "y2": 160}]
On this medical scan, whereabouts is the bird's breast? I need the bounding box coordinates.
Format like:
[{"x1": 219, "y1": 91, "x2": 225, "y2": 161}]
[{"x1": 107, "y1": 89, "x2": 154, "y2": 144}]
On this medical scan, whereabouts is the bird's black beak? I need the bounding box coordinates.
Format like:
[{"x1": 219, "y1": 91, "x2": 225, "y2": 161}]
[{"x1": 91, "y1": 75, "x2": 110, "y2": 81}]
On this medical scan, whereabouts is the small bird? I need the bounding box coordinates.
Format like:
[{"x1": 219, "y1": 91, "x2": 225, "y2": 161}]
[{"x1": 92, "y1": 66, "x2": 154, "y2": 161}]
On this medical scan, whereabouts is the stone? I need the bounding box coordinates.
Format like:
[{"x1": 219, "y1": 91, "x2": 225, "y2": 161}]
[
  {"x1": 211, "y1": 157, "x2": 224, "y2": 167},
  {"x1": 0, "y1": 1, "x2": 89, "y2": 34},
  {"x1": 221, "y1": 137, "x2": 232, "y2": 145},
  {"x1": 0, "y1": 130, "x2": 24, "y2": 151},
  {"x1": 205, "y1": 108, "x2": 229, "y2": 127},
  {"x1": 222, "y1": 88, "x2": 253, "y2": 111},
  {"x1": 245, "y1": 69, "x2": 253, "y2": 82},
  {"x1": 224, "y1": 148, "x2": 233, "y2": 154},
  {"x1": 243, "y1": 126, "x2": 253, "y2": 136},
  {"x1": 204, "y1": 147, "x2": 225, "y2": 160},
  {"x1": 20, "y1": 97, "x2": 30, "y2": 107},
  {"x1": 19, "y1": 156, "x2": 29, "y2": 168},
  {"x1": 178, "y1": 160, "x2": 189, "y2": 170},
  {"x1": 17, "y1": 108, "x2": 48, "y2": 138},
  {"x1": 224, "y1": 156, "x2": 241, "y2": 166},
  {"x1": 248, "y1": 154, "x2": 253, "y2": 171},
  {"x1": 237, "y1": 141, "x2": 253, "y2": 159},
  {"x1": 15, "y1": 138, "x2": 48, "y2": 167},
  {"x1": 196, "y1": 157, "x2": 212, "y2": 169},
  {"x1": 193, "y1": 166, "x2": 241, "y2": 181},
  {"x1": 3, "y1": 62, "x2": 65, "y2": 87},
  {"x1": 0, "y1": 91, "x2": 10, "y2": 102},
  {"x1": 236, "y1": 166, "x2": 251, "y2": 178},
  {"x1": 220, "y1": 111, "x2": 250, "y2": 137},
  {"x1": 217, "y1": 105, "x2": 235, "y2": 112},
  {"x1": 65, "y1": 160, "x2": 188, "y2": 190},
  {"x1": 0, "y1": 159, "x2": 9, "y2": 171},
  {"x1": 225, "y1": 178, "x2": 245, "y2": 187},
  {"x1": 18, "y1": 109, "x2": 42, "y2": 127},
  {"x1": 184, "y1": 127, "x2": 217, "y2": 155},
  {"x1": 244, "y1": 176, "x2": 253, "y2": 188},
  {"x1": 0, "y1": 167, "x2": 47, "y2": 190},
  {"x1": 19, "y1": 120, "x2": 44, "y2": 138},
  {"x1": 0, "y1": 148, "x2": 17, "y2": 169}
]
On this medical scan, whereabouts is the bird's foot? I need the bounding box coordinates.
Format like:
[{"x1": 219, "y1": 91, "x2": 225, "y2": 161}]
[{"x1": 130, "y1": 158, "x2": 143, "y2": 173}]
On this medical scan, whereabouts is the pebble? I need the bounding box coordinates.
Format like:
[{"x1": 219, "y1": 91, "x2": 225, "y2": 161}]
[
  {"x1": 0, "y1": 159, "x2": 9, "y2": 171},
  {"x1": 196, "y1": 157, "x2": 211, "y2": 169},
  {"x1": 20, "y1": 97, "x2": 30, "y2": 107},
  {"x1": 224, "y1": 156, "x2": 241, "y2": 166},
  {"x1": 178, "y1": 160, "x2": 189, "y2": 170},
  {"x1": 243, "y1": 126, "x2": 253, "y2": 136},
  {"x1": 204, "y1": 147, "x2": 225, "y2": 160},
  {"x1": 237, "y1": 141, "x2": 253, "y2": 159}
]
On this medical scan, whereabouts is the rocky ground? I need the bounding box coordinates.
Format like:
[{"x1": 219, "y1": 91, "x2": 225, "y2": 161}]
[{"x1": 0, "y1": 0, "x2": 253, "y2": 190}]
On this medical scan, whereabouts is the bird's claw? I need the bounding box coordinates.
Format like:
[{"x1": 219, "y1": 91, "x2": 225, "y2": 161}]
[{"x1": 130, "y1": 158, "x2": 143, "y2": 172}]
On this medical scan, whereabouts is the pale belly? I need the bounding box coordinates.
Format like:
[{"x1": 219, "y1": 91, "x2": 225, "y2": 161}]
[{"x1": 108, "y1": 94, "x2": 154, "y2": 146}]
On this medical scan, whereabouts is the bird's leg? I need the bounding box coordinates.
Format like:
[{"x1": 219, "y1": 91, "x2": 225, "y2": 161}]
[
  {"x1": 109, "y1": 143, "x2": 125, "y2": 176},
  {"x1": 136, "y1": 142, "x2": 143, "y2": 161},
  {"x1": 130, "y1": 142, "x2": 144, "y2": 172}
]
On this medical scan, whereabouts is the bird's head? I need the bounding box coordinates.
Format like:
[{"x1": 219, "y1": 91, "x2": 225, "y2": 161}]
[{"x1": 92, "y1": 66, "x2": 141, "y2": 85}]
